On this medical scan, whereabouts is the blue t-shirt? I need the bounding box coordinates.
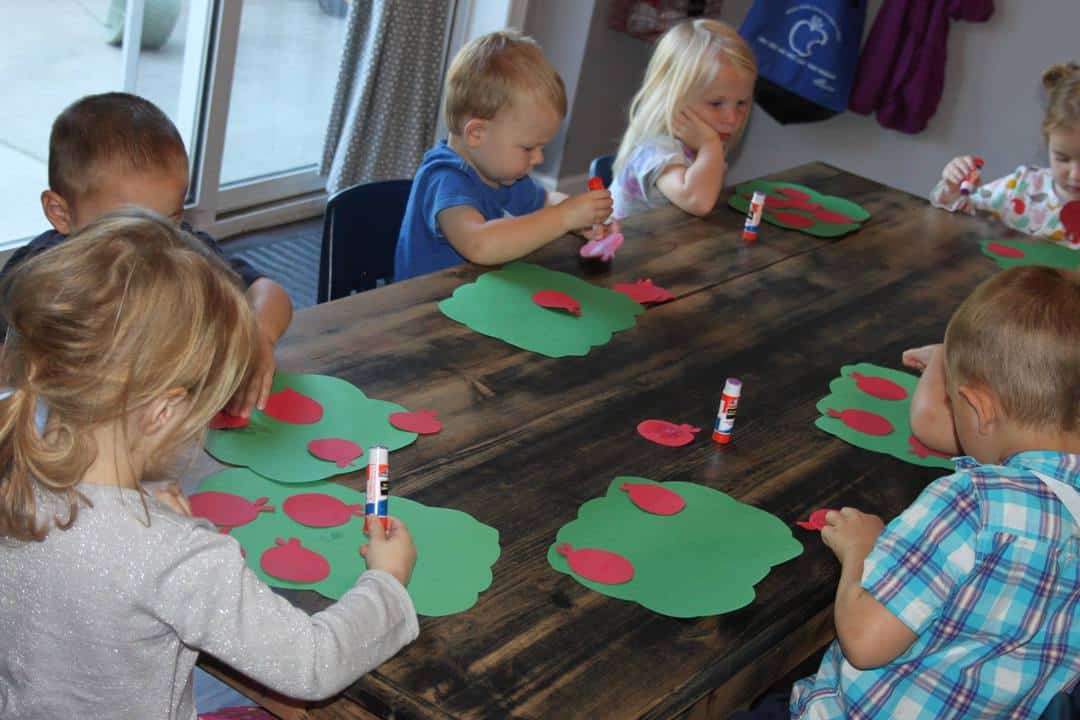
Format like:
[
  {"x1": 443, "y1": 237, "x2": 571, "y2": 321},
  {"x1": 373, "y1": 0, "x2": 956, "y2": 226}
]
[{"x1": 393, "y1": 140, "x2": 547, "y2": 282}]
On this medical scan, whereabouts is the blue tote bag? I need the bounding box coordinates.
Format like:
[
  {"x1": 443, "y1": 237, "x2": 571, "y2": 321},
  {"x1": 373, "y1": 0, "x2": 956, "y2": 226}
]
[{"x1": 739, "y1": 0, "x2": 867, "y2": 123}]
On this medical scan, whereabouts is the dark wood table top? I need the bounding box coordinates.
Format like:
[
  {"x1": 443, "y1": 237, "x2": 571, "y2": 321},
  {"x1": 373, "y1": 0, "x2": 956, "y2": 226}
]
[{"x1": 206, "y1": 162, "x2": 1005, "y2": 720}]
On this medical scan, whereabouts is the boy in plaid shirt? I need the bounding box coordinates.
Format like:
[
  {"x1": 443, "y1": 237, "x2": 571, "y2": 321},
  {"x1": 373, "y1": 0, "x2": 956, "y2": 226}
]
[{"x1": 785, "y1": 267, "x2": 1080, "y2": 719}]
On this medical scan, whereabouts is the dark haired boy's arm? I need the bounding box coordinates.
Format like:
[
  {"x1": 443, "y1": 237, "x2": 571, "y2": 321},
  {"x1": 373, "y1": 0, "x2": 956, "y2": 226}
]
[
  {"x1": 181, "y1": 224, "x2": 293, "y2": 416},
  {"x1": 821, "y1": 508, "x2": 917, "y2": 670},
  {"x1": 230, "y1": 278, "x2": 293, "y2": 417}
]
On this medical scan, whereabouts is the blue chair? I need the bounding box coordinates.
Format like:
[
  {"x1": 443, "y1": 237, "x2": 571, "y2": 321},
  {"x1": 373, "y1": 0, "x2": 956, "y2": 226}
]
[
  {"x1": 318, "y1": 179, "x2": 412, "y2": 303},
  {"x1": 589, "y1": 154, "x2": 614, "y2": 188}
]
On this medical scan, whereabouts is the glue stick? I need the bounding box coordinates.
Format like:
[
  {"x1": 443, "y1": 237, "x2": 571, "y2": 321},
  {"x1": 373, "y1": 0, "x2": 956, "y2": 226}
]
[
  {"x1": 960, "y1": 157, "x2": 985, "y2": 196},
  {"x1": 365, "y1": 445, "x2": 389, "y2": 531},
  {"x1": 742, "y1": 192, "x2": 766, "y2": 244},
  {"x1": 587, "y1": 176, "x2": 606, "y2": 239},
  {"x1": 712, "y1": 378, "x2": 742, "y2": 444}
]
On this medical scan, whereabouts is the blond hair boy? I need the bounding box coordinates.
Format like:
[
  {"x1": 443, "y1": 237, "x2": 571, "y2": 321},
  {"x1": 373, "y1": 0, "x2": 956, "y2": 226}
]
[
  {"x1": 394, "y1": 31, "x2": 614, "y2": 281},
  {"x1": 784, "y1": 267, "x2": 1080, "y2": 719}
]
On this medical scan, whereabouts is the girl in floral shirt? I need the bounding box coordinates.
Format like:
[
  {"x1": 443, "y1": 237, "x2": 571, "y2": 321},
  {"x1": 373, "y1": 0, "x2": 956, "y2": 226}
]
[{"x1": 931, "y1": 62, "x2": 1080, "y2": 248}]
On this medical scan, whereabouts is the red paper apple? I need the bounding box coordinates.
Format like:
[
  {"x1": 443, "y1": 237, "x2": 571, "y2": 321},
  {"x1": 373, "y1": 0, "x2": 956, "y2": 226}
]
[
  {"x1": 612, "y1": 279, "x2": 674, "y2": 305},
  {"x1": 795, "y1": 508, "x2": 836, "y2": 531},
  {"x1": 1061, "y1": 201, "x2": 1080, "y2": 243},
  {"x1": 986, "y1": 242, "x2": 1025, "y2": 259},
  {"x1": 811, "y1": 207, "x2": 856, "y2": 225},
  {"x1": 263, "y1": 387, "x2": 324, "y2": 424},
  {"x1": 768, "y1": 210, "x2": 816, "y2": 228},
  {"x1": 532, "y1": 289, "x2": 581, "y2": 316},
  {"x1": 907, "y1": 434, "x2": 952, "y2": 459},
  {"x1": 209, "y1": 411, "x2": 249, "y2": 430},
  {"x1": 850, "y1": 372, "x2": 908, "y2": 401},
  {"x1": 307, "y1": 438, "x2": 363, "y2": 468},
  {"x1": 556, "y1": 543, "x2": 634, "y2": 585},
  {"x1": 259, "y1": 538, "x2": 331, "y2": 583},
  {"x1": 759, "y1": 194, "x2": 814, "y2": 211},
  {"x1": 637, "y1": 420, "x2": 701, "y2": 447},
  {"x1": 283, "y1": 493, "x2": 365, "y2": 527},
  {"x1": 619, "y1": 482, "x2": 686, "y2": 515},
  {"x1": 190, "y1": 492, "x2": 274, "y2": 529},
  {"x1": 389, "y1": 409, "x2": 442, "y2": 434},
  {"x1": 825, "y1": 408, "x2": 894, "y2": 436},
  {"x1": 778, "y1": 186, "x2": 812, "y2": 203}
]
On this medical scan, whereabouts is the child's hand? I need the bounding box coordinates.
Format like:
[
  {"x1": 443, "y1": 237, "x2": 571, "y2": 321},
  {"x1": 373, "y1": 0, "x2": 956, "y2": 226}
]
[
  {"x1": 901, "y1": 343, "x2": 941, "y2": 372},
  {"x1": 360, "y1": 516, "x2": 417, "y2": 588},
  {"x1": 941, "y1": 155, "x2": 980, "y2": 189},
  {"x1": 821, "y1": 507, "x2": 884, "y2": 568},
  {"x1": 151, "y1": 482, "x2": 192, "y2": 517},
  {"x1": 672, "y1": 107, "x2": 724, "y2": 153},
  {"x1": 559, "y1": 189, "x2": 614, "y2": 234},
  {"x1": 227, "y1": 330, "x2": 276, "y2": 418},
  {"x1": 579, "y1": 219, "x2": 622, "y2": 241}
]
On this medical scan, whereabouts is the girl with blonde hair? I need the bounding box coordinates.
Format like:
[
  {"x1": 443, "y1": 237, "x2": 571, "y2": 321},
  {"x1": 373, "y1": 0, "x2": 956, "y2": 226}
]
[
  {"x1": 0, "y1": 211, "x2": 418, "y2": 719},
  {"x1": 611, "y1": 19, "x2": 757, "y2": 219},
  {"x1": 931, "y1": 62, "x2": 1080, "y2": 246}
]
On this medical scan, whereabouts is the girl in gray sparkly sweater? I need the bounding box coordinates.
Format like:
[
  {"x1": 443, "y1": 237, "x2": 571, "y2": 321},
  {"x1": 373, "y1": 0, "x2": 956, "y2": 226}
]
[{"x1": 0, "y1": 211, "x2": 419, "y2": 720}]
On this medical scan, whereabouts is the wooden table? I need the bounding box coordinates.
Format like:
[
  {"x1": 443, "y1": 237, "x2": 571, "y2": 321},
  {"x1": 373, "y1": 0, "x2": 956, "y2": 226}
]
[{"x1": 204, "y1": 163, "x2": 1004, "y2": 719}]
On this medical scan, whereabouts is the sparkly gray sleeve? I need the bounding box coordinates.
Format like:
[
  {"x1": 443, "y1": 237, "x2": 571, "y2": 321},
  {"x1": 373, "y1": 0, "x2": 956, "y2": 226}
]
[{"x1": 143, "y1": 520, "x2": 419, "y2": 701}]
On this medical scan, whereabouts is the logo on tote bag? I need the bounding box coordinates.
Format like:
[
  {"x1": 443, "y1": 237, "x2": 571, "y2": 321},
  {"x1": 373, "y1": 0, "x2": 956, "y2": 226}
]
[{"x1": 789, "y1": 11, "x2": 835, "y2": 58}]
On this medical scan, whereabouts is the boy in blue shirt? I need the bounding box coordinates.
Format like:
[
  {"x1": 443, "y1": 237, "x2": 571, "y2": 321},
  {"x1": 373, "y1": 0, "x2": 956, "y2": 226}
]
[
  {"x1": 744, "y1": 267, "x2": 1080, "y2": 719},
  {"x1": 394, "y1": 31, "x2": 614, "y2": 282},
  {"x1": 1, "y1": 93, "x2": 292, "y2": 418}
]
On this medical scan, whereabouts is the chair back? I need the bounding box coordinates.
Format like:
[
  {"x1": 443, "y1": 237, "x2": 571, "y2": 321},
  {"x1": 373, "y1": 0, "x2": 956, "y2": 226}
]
[
  {"x1": 589, "y1": 154, "x2": 615, "y2": 188},
  {"x1": 318, "y1": 179, "x2": 412, "y2": 302}
]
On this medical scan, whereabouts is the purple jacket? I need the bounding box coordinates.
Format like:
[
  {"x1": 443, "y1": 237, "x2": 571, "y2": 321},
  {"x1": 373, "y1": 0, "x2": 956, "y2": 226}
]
[{"x1": 849, "y1": 0, "x2": 994, "y2": 134}]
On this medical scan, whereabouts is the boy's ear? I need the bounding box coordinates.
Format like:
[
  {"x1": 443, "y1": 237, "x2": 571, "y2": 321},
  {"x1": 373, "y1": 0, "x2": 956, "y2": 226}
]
[
  {"x1": 41, "y1": 190, "x2": 74, "y2": 235},
  {"x1": 141, "y1": 388, "x2": 190, "y2": 437},
  {"x1": 462, "y1": 117, "x2": 489, "y2": 147},
  {"x1": 957, "y1": 383, "x2": 1000, "y2": 435}
]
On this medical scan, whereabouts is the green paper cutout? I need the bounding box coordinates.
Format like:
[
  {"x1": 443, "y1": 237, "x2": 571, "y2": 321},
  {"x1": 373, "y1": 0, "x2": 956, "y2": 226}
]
[
  {"x1": 438, "y1": 262, "x2": 644, "y2": 358},
  {"x1": 196, "y1": 468, "x2": 500, "y2": 616},
  {"x1": 728, "y1": 181, "x2": 870, "y2": 238},
  {"x1": 815, "y1": 363, "x2": 953, "y2": 469},
  {"x1": 979, "y1": 238, "x2": 1080, "y2": 271},
  {"x1": 547, "y1": 478, "x2": 802, "y2": 617},
  {"x1": 206, "y1": 373, "x2": 416, "y2": 484}
]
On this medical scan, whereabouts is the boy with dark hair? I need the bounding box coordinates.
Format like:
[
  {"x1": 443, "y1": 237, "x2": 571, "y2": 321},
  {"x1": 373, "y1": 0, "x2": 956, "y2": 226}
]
[{"x1": 3, "y1": 92, "x2": 292, "y2": 418}]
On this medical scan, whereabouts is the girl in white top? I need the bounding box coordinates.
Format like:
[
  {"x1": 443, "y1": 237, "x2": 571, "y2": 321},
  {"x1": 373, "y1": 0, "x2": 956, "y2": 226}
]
[
  {"x1": 610, "y1": 19, "x2": 757, "y2": 219},
  {"x1": 930, "y1": 62, "x2": 1080, "y2": 248},
  {"x1": 0, "y1": 211, "x2": 419, "y2": 720}
]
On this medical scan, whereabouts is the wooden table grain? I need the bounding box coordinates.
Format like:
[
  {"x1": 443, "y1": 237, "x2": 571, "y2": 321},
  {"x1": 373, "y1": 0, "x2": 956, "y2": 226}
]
[{"x1": 203, "y1": 163, "x2": 1004, "y2": 719}]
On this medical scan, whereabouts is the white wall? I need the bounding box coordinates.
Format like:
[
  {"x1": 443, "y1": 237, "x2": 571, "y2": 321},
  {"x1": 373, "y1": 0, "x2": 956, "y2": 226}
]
[
  {"x1": 720, "y1": 0, "x2": 1072, "y2": 195},
  {"x1": 530, "y1": 1, "x2": 1080, "y2": 198}
]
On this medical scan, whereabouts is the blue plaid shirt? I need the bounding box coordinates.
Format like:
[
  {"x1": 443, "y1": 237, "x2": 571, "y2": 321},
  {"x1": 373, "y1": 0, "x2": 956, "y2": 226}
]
[{"x1": 792, "y1": 451, "x2": 1080, "y2": 719}]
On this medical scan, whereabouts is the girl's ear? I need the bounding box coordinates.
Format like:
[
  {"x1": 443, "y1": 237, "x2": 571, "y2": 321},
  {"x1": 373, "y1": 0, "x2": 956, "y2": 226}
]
[
  {"x1": 462, "y1": 117, "x2": 488, "y2": 147},
  {"x1": 142, "y1": 388, "x2": 190, "y2": 437},
  {"x1": 41, "y1": 190, "x2": 74, "y2": 235}
]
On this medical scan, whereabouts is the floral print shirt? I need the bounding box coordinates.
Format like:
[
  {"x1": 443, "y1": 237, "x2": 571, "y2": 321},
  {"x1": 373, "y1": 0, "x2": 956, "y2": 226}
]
[{"x1": 930, "y1": 165, "x2": 1078, "y2": 248}]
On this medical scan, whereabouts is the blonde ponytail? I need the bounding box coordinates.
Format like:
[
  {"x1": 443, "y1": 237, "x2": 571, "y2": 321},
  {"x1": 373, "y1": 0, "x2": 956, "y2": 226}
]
[{"x1": 0, "y1": 210, "x2": 257, "y2": 541}]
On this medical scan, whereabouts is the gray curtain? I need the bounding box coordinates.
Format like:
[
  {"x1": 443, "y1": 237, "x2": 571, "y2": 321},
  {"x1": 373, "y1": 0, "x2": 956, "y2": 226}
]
[{"x1": 321, "y1": 0, "x2": 451, "y2": 194}]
